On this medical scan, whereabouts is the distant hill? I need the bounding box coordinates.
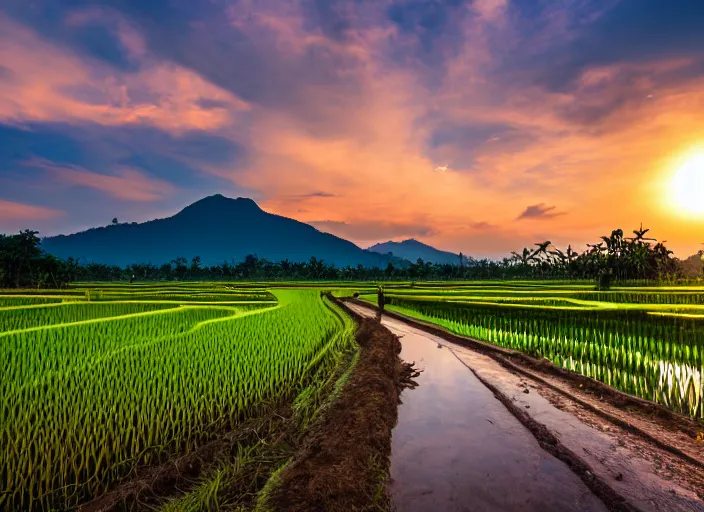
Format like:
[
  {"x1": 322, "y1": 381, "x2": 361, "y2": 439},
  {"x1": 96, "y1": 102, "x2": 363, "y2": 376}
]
[
  {"x1": 41, "y1": 194, "x2": 394, "y2": 268},
  {"x1": 367, "y1": 238, "x2": 464, "y2": 265}
]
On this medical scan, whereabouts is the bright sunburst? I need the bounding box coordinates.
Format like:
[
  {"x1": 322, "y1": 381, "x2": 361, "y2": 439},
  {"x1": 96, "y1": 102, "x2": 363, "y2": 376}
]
[{"x1": 671, "y1": 152, "x2": 704, "y2": 216}]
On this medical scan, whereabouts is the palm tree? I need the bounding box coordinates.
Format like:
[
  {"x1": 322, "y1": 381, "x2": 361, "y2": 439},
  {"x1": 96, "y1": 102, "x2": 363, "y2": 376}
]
[
  {"x1": 511, "y1": 248, "x2": 536, "y2": 266},
  {"x1": 532, "y1": 241, "x2": 552, "y2": 263},
  {"x1": 631, "y1": 223, "x2": 656, "y2": 244},
  {"x1": 587, "y1": 242, "x2": 605, "y2": 255}
]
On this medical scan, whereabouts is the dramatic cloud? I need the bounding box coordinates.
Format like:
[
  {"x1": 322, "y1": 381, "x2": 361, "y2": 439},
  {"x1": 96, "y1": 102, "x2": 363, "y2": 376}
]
[
  {"x1": 25, "y1": 157, "x2": 177, "y2": 202},
  {"x1": 516, "y1": 203, "x2": 565, "y2": 221},
  {"x1": 1, "y1": 0, "x2": 704, "y2": 257},
  {"x1": 296, "y1": 192, "x2": 338, "y2": 199},
  {"x1": 0, "y1": 13, "x2": 248, "y2": 134}
]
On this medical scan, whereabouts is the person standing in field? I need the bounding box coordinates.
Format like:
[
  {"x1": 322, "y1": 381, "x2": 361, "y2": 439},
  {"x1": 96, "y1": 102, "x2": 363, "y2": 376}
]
[{"x1": 377, "y1": 287, "x2": 385, "y2": 312}]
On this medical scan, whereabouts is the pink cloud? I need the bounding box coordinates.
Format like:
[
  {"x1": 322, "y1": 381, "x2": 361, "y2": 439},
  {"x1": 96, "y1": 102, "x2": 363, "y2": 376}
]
[
  {"x1": 0, "y1": 200, "x2": 65, "y2": 222},
  {"x1": 472, "y1": 0, "x2": 508, "y2": 22},
  {"x1": 25, "y1": 158, "x2": 176, "y2": 202},
  {"x1": 0, "y1": 14, "x2": 248, "y2": 134}
]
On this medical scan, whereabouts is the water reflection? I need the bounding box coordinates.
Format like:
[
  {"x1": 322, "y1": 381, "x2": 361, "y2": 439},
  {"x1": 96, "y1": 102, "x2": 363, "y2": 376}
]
[{"x1": 389, "y1": 320, "x2": 607, "y2": 512}]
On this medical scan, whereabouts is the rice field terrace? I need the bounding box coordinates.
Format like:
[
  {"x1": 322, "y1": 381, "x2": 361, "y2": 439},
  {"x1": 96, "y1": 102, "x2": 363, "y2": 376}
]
[
  {"x1": 357, "y1": 281, "x2": 704, "y2": 421},
  {"x1": 4, "y1": 279, "x2": 704, "y2": 510},
  {"x1": 0, "y1": 282, "x2": 355, "y2": 511}
]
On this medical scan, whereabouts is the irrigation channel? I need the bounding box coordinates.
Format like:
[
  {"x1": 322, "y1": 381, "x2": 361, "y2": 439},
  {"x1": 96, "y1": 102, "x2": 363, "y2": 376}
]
[{"x1": 346, "y1": 302, "x2": 704, "y2": 512}]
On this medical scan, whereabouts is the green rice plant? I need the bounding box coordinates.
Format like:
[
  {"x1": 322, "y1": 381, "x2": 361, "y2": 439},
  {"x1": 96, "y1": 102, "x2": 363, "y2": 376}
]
[
  {"x1": 386, "y1": 296, "x2": 704, "y2": 420},
  {"x1": 0, "y1": 289, "x2": 85, "y2": 296},
  {"x1": 87, "y1": 292, "x2": 276, "y2": 303},
  {"x1": 0, "y1": 302, "x2": 179, "y2": 332},
  {"x1": 574, "y1": 291, "x2": 704, "y2": 306},
  {"x1": 0, "y1": 297, "x2": 64, "y2": 307},
  {"x1": 0, "y1": 289, "x2": 352, "y2": 511}
]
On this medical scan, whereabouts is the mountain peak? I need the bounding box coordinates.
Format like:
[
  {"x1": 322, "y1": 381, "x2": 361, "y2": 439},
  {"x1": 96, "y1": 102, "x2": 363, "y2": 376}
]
[
  {"x1": 367, "y1": 238, "x2": 462, "y2": 265},
  {"x1": 177, "y1": 195, "x2": 262, "y2": 218},
  {"x1": 41, "y1": 194, "x2": 394, "y2": 268}
]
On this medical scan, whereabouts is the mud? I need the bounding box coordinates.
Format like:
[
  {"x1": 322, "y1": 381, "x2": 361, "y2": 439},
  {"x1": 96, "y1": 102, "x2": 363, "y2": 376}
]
[
  {"x1": 350, "y1": 300, "x2": 703, "y2": 456},
  {"x1": 492, "y1": 353, "x2": 704, "y2": 469},
  {"x1": 348, "y1": 301, "x2": 704, "y2": 512},
  {"x1": 265, "y1": 310, "x2": 404, "y2": 512},
  {"x1": 390, "y1": 326, "x2": 608, "y2": 511},
  {"x1": 533, "y1": 380, "x2": 704, "y2": 505},
  {"x1": 344, "y1": 305, "x2": 608, "y2": 512}
]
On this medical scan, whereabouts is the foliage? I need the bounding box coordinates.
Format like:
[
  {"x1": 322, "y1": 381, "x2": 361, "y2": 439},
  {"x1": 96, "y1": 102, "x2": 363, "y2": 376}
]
[
  {"x1": 506, "y1": 225, "x2": 682, "y2": 282},
  {"x1": 0, "y1": 230, "x2": 78, "y2": 288}
]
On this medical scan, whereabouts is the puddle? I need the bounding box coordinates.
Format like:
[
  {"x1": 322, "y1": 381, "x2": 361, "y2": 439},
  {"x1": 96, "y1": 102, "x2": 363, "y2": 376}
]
[{"x1": 384, "y1": 316, "x2": 608, "y2": 512}]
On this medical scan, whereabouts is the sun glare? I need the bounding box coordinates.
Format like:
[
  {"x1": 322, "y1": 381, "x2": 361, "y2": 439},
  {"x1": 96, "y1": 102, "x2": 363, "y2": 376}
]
[{"x1": 671, "y1": 152, "x2": 704, "y2": 216}]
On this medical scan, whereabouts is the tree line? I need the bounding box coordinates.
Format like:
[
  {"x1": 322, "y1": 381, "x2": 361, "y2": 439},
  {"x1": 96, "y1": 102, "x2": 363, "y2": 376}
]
[
  {"x1": 507, "y1": 225, "x2": 689, "y2": 286},
  {"x1": 0, "y1": 230, "x2": 77, "y2": 288},
  {"x1": 1, "y1": 225, "x2": 701, "y2": 288}
]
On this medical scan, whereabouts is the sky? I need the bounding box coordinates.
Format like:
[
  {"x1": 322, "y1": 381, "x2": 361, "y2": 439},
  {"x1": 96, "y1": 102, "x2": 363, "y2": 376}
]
[{"x1": 1, "y1": 0, "x2": 703, "y2": 258}]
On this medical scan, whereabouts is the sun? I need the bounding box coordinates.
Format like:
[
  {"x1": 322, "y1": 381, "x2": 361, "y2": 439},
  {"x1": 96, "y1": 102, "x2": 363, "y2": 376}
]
[{"x1": 671, "y1": 152, "x2": 704, "y2": 216}]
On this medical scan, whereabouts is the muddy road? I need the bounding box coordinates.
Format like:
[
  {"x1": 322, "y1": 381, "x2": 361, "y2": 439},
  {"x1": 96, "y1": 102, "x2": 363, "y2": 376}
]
[{"x1": 346, "y1": 302, "x2": 704, "y2": 512}]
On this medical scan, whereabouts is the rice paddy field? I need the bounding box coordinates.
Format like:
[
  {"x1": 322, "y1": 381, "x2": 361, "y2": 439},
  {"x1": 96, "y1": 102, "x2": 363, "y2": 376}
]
[
  {"x1": 358, "y1": 281, "x2": 704, "y2": 421},
  {"x1": 4, "y1": 280, "x2": 704, "y2": 510},
  {"x1": 0, "y1": 282, "x2": 355, "y2": 511}
]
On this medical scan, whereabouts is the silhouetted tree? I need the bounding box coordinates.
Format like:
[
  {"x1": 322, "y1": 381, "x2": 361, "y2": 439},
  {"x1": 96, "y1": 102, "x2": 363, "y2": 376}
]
[
  {"x1": 385, "y1": 261, "x2": 395, "y2": 277},
  {"x1": 190, "y1": 256, "x2": 202, "y2": 274}
]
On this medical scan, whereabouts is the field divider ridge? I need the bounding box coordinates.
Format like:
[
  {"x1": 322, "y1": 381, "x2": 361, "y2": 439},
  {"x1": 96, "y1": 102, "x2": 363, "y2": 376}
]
[{"x1": 345, "y1": 298, "x2": 704, "y2": 465}]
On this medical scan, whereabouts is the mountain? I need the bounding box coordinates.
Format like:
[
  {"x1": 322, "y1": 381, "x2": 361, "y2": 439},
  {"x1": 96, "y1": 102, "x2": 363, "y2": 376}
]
[
  {"x1": 41, "y1": 194, "x2": 394, "y2": 268},
  {"x1": 367, "y1": 238, "x2": 464, "y2": 265}
]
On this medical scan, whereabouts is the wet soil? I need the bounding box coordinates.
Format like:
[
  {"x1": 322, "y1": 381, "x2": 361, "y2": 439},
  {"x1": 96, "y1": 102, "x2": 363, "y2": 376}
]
[
  {"x1": 346, "y1": 304, "x2": 608, "y2": 512},
  {"x1": 265, "y1": 310, "x2": 405, "y2": 512},
  {"x1": 353, "y1": 300, "x2": 704, "y2": 456},
  {"x1": 389, "y1": 325, "x2": 607, "y2": 511},
  {"x1": 348, "y1": 301, "x2": 704, "y2": 512}
]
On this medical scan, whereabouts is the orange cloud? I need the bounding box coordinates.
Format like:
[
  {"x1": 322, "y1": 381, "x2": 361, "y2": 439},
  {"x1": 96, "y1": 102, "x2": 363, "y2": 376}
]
[
  {"x1": 210, "y1": 4, "x2": 704, "y2": 258},
  {"x1": 0, "y1": 14, "x2": 248, "y2": 134},
  {"x1": 26, "y1": 158, "x2": 176, "y2": 202}
]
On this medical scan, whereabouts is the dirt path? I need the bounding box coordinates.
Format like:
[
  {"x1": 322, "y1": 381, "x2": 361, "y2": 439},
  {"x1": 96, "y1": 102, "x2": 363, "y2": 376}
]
[{"x1": 346, "y1": 302, "x2": 704, "y2": 512}]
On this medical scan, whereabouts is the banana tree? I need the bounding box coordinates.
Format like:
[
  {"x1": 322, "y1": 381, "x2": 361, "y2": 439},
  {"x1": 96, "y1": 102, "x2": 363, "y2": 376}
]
[{"x1": 511, "y1": 248, "x2": 537, "y2": 266}]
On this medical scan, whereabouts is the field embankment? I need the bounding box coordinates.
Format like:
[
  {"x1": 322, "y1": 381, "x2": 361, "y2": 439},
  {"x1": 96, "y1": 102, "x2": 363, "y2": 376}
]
[
  {"x1": 348, "y1": 300, "x2": 704, "y2": 511},
  {"x1": 259, "y1": 299, "x2": 405, "y2": 512},
  {"x1": 358, "y1": 282, "x2": 704, "y2": 421}
]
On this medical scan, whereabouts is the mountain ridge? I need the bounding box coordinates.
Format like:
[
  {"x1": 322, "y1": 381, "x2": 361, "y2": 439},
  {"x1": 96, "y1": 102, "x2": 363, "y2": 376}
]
[
  {"x1": 367, "y1": 238, "x2": 464, "y2": 265},
  {"x1": 41, "y1": 194, "x2": 394, "y2": 268}
]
